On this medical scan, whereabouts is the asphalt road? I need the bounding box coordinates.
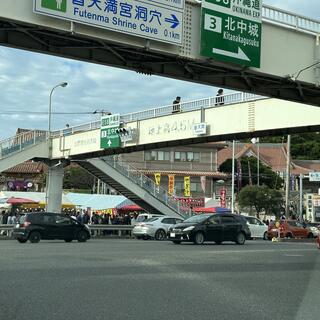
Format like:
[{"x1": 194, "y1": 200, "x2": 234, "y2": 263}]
[{"x1": 0, "y1": 239, "x2": 319, "y2": 320}]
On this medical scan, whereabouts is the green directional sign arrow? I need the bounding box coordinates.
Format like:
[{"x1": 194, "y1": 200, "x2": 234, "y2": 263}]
[
  {"x1": 100, "y1": 114, "x2": 121, "y2": 149},
  {"x1": 200, "y1": 0, "x2": 262, "y2": 68},
  {"x1": 100, "y1": 127, "x2": 120, "y2": 149}
]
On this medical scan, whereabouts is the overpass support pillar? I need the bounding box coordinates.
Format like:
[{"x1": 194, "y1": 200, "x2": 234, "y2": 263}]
[
  {"x1": 45, "y1": 160, "x2": 68, "y2": 213},
  {"x1": 315, "y1": 34, "x2": 320, "y2": 86}
]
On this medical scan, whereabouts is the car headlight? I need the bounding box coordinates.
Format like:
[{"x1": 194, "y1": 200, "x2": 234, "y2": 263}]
[{"x1": 183, "y1": 226, "x2": 195, "y2": 232}]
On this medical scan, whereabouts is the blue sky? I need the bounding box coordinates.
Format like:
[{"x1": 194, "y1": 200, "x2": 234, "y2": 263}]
[{"x1": 0, "y1": 0, "x2": 319, "y2": 139}]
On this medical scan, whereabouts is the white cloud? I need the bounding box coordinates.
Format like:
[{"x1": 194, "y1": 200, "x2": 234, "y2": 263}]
[{"x1": 0, "y1": 1, "x2": 318, "y2": 139}]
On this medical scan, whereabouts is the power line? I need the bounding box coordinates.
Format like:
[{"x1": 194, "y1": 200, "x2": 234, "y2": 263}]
[{"x1": 0, "y1": 111, "x2": 100, "y2": 115}]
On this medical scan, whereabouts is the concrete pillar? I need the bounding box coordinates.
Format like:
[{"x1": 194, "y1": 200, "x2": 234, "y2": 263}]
[
  {"x1": 46, "y1": 161, "x2": 67, "y2": 213},
  {"x1": 315, "y1": 35, "x2": 320, "y2": 86}
]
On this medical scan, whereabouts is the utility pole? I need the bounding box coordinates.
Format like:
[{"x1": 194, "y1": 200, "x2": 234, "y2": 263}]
[
  {"x1": 231, "y1": 140, "x2": 235, "y2": 213},
  {"x1": 285, "y1": 135, "x2": 291, "y2": 219}
]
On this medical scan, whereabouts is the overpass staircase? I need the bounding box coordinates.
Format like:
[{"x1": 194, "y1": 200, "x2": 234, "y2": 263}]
[
  {"x1": 0, "y1": 130, "x2": 49, "y2": 172},
  {"x1": 76, "y1": 156, "x2": 192, "y2": 218}
]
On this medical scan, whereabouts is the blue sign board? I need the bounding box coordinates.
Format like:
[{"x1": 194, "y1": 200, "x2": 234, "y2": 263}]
[{"x1": 34, "y1": 0, "x2": 184, "y2": 45}]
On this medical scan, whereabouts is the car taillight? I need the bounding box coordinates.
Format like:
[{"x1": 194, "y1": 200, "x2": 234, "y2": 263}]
[{"x1": 21, "y1": 221, "x2": 31, "y2": 228}]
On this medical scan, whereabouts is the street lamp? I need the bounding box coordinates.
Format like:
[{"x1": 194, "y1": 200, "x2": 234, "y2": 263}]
[{"x1": 48, "y1": 82, "x2": 68, "y2": 134}]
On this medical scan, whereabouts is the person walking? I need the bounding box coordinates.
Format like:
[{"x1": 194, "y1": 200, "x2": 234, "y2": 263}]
[
  {"x1": 172, "y1": 96, "x2": 181, "y2": 113},
  {"x1": 215, "y1": 89, "x2": 225, "y2": 106}
]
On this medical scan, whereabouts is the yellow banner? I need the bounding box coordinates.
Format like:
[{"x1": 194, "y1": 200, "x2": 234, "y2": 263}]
[
  {"x1": 184, "y1": 176, "x2": 191, "y2": 197},
  {"x1": 154, "y1": 173, "x2": 161, "y2": 186},
  {"x1": 168, "y1": 174, "x2": 175, "y2": 195}
]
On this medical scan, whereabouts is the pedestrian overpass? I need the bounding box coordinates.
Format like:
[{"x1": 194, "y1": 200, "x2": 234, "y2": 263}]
[
  {"x1": 1, "y1": 1, "x2": 320, "y2": 105},
  {"x1": 1, "y1": 93, "x2": 320, "y2": 217}
]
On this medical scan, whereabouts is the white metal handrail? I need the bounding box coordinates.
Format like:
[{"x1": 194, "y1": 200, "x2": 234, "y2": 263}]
[
  {"x1": 0, "y1": 130, "x2": 47, "y2": 160},
  {"x1": 51, "y1": 92, "x2": 264, "y2": 137},
  {"x1": 102, "y1": 156, "x2": 193, "y2": 218},
  {"x1": 262, "y1": 4, "x2": 320, "y2": 34}
]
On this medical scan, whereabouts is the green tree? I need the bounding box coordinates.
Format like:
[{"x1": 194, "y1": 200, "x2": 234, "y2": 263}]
[
  {"x1": 63, "y1": 166, "x2": 95, "y2": 191},
  {"x1": 238, "y1": 185, "x2": 283, "y2": 218}
]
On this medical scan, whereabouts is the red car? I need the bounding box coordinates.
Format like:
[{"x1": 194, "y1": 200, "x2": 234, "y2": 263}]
[{"x1": 267, "y1": 220, "x2": 314, "y2": 239}]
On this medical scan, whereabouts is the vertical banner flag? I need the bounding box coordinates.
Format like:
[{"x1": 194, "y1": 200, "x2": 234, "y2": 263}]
[
  {"x1": 220, "y1": 189, "x2": 226, "y2": 208},
  {"x1": 200, "y1": 176, "x2": 206, "y2": 194},
  {"x1": 237, "y1": 159, "x2": 242, "y2": 190},
  {"x1": 184, "y1": 176, "x2": 191, "y2": 197},
  {"x1": 154, "y1": 173, "x2": 161, "y2": 186},
  {"x1": 168, "y1": 175, "x2": 175, "y2": 196}
]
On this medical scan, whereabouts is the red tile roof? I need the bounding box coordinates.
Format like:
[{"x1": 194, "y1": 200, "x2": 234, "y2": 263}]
[
  {"x1": 141, "y1": 169, "x2": 228, "y2": 178},
  {"x1": 218, "y1": 143, "x2": 320, "y2": 175},
  {"x1": 3, "y1": 161, "x2": 47, "y2": 174}
]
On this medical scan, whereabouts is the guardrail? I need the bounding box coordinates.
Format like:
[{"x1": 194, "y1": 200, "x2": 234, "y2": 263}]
[
  {"x1": 0, "y1": 224, "x2": 135, "y2": 238},
  {"x1": 51, "y1": 92, "x2": 264, "y2": 138},
  {"x1": 0, "y1": 130, "x2": 48, "y2": 160},
  {"x1": 262, "y1": 4, "x2": 320, "y2": 35},
  {"x1": 103, "y1": 156, "x2": 193, "y2": 218}
]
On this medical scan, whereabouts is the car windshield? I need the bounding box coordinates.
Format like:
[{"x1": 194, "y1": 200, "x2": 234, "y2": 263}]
[
  {"x1": 145, "y1": 217, "x2": 159, "y2": 222},
  {"x1": 184, "y1": 214, "x2": 212, "y2": 223},
  {"x1": 18, "y1": 215, "x2": 26, "y2": 224}
]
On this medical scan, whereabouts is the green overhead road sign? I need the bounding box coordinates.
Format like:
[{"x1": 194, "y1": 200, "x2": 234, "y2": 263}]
[
  {"x1": 100, "y1": 127, "x2": 121, "y2": 149},
  {"x1": 200, "y1": 0, "x2": 262, "y2": 68},
  {"x1": 100, "y1": 114, "x2": 121, "y2": 149}
]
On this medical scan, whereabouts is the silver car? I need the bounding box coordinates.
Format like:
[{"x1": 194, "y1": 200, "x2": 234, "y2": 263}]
[{"x1": 133, "y1": 216, "x2": 184, "y2": 240}]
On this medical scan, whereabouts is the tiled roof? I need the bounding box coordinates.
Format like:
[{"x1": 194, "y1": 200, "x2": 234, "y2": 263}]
[
  {"x1": 218, "y1": 142, "x2": 319, "y2": 175},
  {"x1": 141, "y1": 169, "x2": 228, "y2": 178},
  {"x1": 3, "y1": 161, "x2": 47, "y2": 174}
]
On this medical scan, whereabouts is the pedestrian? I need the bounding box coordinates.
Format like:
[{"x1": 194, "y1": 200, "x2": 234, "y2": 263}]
[
  {"x1": 215, "y1": 88, "x2": 224, "y2": 106},
  {"x1": 172, "y1": 96, "x2": 181, "y2": 113}
]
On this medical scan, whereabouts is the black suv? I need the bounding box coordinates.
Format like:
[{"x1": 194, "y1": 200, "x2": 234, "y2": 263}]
[
  {"x1": 168, "y1": 213, "x2": 251, "y2": 245},
  {"x1": 13, "y1": 212, "x2": 90, "y2": 243}
]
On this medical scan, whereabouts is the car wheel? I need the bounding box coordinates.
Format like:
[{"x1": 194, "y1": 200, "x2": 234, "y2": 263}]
[
  {"x1": 17, "y1": 238, "x2": 27, "y2": 243},
  {"x1": 77, "y1": 231, "x2": 88, "y2": 242},
  {"x1": 155, "y1": 229, "x2": 166, "y2": 241},
  {"x1": 235, "y1": 232, "x2": 246, "y2": 245},
  {"x1": 286, "y1": 233, "x2": 293, "y2": 239},
  {"x1": 307, "y1": 233, "x2": 314, "y2": 238},
  {"x1": 193, "y1": 232, "x2": 205, "y2": 245},
  {"x1": 263, "y1": 232, "x2": 269, "y2": 240},
  {"x1": 29, "y1": 231, "x2": 41, "y2": 243},
  {"x1": 172, "y1": 241, "x2": 181, "y2": 244},
  {"x1": 64, "y1": 239, "x2": 73, "y2": 242}
]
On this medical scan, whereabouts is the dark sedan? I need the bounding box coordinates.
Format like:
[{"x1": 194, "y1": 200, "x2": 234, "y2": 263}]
[
  {"x1": 13, "y1": 212, "x2": 90, "y2": 243},
  {"x1": 168, "y1": 213, "x2": 251, "y2": 245}
]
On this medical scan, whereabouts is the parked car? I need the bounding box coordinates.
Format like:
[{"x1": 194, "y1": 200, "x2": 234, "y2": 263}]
[
  {"x1": 267, "y1": 220, "x2": 314, "y2": 239},
  {"x1": 304, "y1": 222, "x2": 320, "y2": 237},
  {"x1": 131, "y1": 213, "x2": 162, "y2": 226},
  {"x1": 243, "y1": 216, "x2": 268, "y2": 240},
  {"x1": 13, "y1": 212, "x2": 90, "y2": 243},
  {"x1": 168, "y1": 213, "x2": 251, "y2": 245},
  {"x1": 133, "y1": 216, "x2": 184, "y2": 240}
]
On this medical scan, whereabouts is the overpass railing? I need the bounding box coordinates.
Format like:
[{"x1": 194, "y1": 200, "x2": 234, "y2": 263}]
[
  {"x1": 102, "y1": 155, "x2": 193, "y2": 218},
  {"x1": 262, "y1": 5, "x2": 320, "y2": 34},
  {"x1": 52, "y1": 92, "x2": 264, "y2": 137},
  {"x1": 0, "y1": 130, "x2": 48, "y2": 160}
]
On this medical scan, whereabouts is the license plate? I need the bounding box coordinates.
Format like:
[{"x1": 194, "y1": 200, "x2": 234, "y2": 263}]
[
  {"x1": 170, "y1": 233, "x2": 175, "y2": 237},
  {"x1": 272, "y1": 229, "x2": 277, "y2": 232}
]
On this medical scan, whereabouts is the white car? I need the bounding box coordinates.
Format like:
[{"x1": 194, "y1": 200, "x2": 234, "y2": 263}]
[
  {"x1": 133, "y1": 216, "x2": 184, "y2": 240},
  {"x1": 243, "y1": 216, "x2": 268, "y2": 240}
]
